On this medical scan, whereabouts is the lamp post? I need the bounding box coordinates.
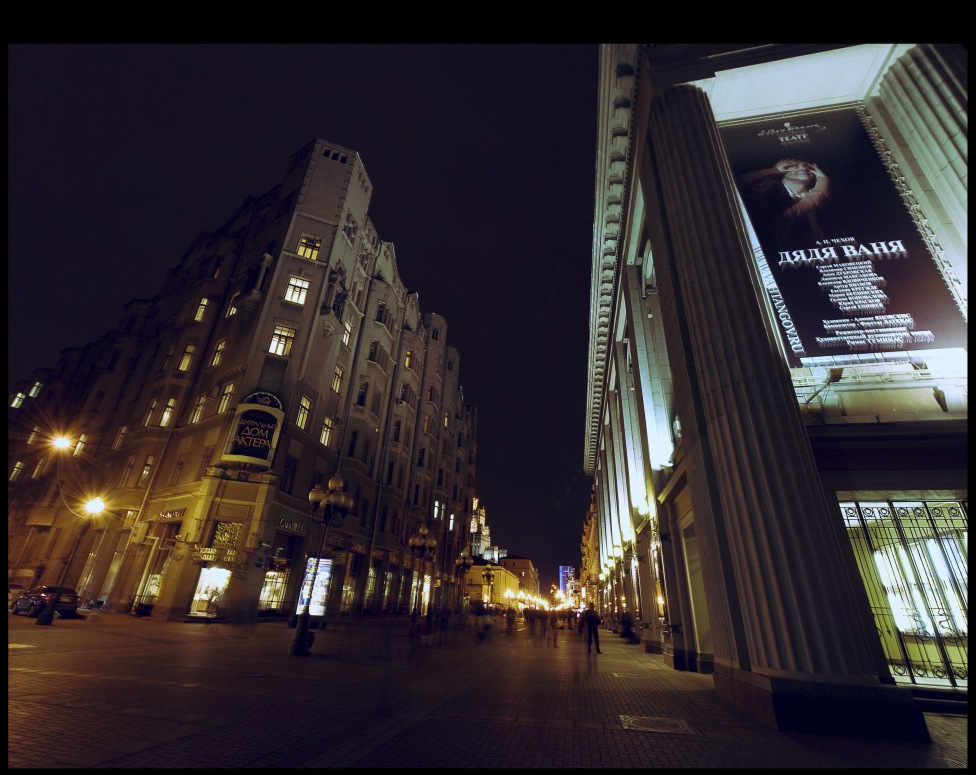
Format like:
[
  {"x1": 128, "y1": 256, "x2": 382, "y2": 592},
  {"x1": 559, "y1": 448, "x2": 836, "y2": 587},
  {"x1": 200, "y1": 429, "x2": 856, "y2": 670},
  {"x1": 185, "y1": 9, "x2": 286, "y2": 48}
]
[
  {"x1": 455, "y1": 547, "x2": 473, "y2": 614},
  {"x1": 482, "y1": 564, "x2": 495, "y2": 610},
  {"x1": 288, "y1": 474, "x2": 354, "y2": 657},
  {"x1": 36, "y1": 497, "x2": 105, "y2": 626},
  {"x1": 407, "y1": 522, "x2": 437, "y2": 635}
]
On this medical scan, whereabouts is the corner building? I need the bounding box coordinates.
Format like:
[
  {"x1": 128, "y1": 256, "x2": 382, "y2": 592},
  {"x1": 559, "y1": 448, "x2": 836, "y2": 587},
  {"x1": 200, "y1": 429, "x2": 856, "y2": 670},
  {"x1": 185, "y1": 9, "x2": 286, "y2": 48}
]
[
  {"x1": 583, "y1": 44, "x2": 966, "y2": 740},
  {"x1": 8, "y1": 139, "x2": 479, "y2": 625}
]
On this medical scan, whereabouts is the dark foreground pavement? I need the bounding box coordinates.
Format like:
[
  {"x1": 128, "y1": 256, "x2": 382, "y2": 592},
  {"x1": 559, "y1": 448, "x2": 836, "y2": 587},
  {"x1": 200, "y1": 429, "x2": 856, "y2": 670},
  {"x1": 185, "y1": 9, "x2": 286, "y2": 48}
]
[{"x1": 8, "y1": 610, "x2": 967, "y2": 769}]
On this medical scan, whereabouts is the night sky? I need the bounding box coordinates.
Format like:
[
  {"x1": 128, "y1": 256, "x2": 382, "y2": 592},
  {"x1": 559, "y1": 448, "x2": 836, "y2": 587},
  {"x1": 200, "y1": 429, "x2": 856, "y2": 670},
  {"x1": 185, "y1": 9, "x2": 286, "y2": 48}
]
[{"x1": 8, "y1": 44, "x2": 599, "y2": 591}]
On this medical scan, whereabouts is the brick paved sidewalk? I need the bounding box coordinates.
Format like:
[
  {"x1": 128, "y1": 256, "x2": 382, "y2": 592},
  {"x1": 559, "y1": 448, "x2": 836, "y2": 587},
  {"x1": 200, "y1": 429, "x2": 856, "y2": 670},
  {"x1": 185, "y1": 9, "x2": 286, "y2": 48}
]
[{"x1": 8, "y1": 611, "x2": 967, "y2": 768}]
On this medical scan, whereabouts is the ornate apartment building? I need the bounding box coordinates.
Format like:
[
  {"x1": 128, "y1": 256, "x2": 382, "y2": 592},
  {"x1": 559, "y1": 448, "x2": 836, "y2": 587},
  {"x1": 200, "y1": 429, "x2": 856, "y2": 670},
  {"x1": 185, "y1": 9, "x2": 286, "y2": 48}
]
[
  {"x1": 8, "y1": 139, "x2": 479, "y2": 623},
  {"x1": 581, "y1": 44, "x2": 966, "y2": 740}
]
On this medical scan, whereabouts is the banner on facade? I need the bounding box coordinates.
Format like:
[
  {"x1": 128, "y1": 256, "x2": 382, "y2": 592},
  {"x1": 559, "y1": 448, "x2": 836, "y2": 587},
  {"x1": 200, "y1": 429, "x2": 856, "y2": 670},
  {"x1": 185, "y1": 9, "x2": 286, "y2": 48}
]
[
  {"x1": 221, "y1": 392, "x2": 284, "y2": 468},
  {"x1": 720, "y1": 106, "x2": 967, "y2": 369}
]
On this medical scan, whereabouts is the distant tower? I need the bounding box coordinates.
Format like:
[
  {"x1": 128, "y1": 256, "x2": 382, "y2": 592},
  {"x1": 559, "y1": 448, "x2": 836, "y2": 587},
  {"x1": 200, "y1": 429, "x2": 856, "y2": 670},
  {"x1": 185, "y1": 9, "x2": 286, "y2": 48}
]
[{"x1": 558, "y1": 565, "x2": 574, "y2": 594}]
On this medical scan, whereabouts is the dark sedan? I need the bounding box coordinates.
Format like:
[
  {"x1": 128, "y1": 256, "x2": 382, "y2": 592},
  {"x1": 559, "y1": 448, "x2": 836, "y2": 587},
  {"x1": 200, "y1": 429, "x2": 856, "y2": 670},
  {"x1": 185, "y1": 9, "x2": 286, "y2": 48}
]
[{"x1": 10, "y1": 585, "x2": 81, "y2": 618}]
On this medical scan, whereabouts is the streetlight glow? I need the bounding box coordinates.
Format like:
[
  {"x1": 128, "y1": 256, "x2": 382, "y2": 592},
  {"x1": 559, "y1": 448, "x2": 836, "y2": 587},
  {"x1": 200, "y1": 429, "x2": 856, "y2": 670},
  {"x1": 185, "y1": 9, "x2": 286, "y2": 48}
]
[
  {"x1": 85, "y1": 498, "x2": 106, "y2": 515},
  {"x1": 51, "y1": 435, "x2": 73, "y2": 450}
]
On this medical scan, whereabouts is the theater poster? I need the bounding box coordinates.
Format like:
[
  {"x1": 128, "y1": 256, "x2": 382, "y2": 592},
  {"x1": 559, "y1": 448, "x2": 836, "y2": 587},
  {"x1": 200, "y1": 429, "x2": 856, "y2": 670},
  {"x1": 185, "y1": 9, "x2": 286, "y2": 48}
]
[
  {"x1": 221, "y1": 391, "x2": 284, "y2": 468},
  {"x1": 720, "y1": 106, "x2": 966, "y2": 369}
]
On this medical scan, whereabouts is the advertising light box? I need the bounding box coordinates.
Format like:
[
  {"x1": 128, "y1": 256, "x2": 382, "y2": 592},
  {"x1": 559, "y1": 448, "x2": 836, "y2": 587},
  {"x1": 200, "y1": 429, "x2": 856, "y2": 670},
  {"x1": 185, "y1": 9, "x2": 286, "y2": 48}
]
[{"x1": 720, "y1": 106, "x2": 967, "y2": 369}]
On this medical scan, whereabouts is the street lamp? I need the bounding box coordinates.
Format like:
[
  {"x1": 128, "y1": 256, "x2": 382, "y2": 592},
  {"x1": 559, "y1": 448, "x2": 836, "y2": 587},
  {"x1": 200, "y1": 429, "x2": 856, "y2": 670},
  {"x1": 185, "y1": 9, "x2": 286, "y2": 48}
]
[
  {"x1": 455, "y1": 547, "x2": 473, "y2": 613},
  {"x1": 482, "y1": 564, "x2": 495, "y2": 609},
  {"x1": 407, "y1": 522, "x2": 437, "y2": 634},
  {"x1": 36, "y1": 497, "x2": 105, "y2": 626},
  {"x1": 288, "y1": 474, "x2": 354, "y2": 657}
]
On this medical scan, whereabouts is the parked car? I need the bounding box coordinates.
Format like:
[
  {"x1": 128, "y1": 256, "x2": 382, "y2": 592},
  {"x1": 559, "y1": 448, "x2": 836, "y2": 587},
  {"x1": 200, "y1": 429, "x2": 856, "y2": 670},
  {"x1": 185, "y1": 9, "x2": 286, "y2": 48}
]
[
  {"x1": 7, "y1": 583, "x2": 25, "y2": 605},
  {"x1": 10, "y1": 586, "x2": 80, "y2": 618}
]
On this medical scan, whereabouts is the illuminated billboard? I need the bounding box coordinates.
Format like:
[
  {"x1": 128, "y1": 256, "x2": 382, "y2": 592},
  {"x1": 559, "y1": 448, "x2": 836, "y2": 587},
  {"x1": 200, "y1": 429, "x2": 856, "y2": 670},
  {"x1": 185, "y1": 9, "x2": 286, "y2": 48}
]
[
  {"x1": 720, "y1": 106, "x2": 966, "y2": 369},
  {"x1": 221, "y1": 392, "x2": 285, "y2": 468}
]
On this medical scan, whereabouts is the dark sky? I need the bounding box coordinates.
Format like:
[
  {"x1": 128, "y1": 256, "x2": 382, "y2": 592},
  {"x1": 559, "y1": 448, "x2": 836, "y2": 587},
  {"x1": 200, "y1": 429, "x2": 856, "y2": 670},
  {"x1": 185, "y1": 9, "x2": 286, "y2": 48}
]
[{"x1": 8, "y1": 43, "x2": 598, "y2": 591}]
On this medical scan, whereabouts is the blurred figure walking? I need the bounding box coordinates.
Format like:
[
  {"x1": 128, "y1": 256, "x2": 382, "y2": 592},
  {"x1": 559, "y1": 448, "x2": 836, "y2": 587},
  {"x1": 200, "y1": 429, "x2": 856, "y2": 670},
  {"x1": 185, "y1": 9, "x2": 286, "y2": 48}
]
[{"x1": 580, "y1": 603, "x2": 602, "y2": 654}]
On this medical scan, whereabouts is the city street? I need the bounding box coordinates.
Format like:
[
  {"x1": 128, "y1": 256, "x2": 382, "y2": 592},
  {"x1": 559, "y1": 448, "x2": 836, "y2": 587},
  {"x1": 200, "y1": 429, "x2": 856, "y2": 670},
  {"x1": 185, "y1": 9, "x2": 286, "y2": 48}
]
[{"x1": 8, "y1": 610, "x2": 966, "y2": 769}]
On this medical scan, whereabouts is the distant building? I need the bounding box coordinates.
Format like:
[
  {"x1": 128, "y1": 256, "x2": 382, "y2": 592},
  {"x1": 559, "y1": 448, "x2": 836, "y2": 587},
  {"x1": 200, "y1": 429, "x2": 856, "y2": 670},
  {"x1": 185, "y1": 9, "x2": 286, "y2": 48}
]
[
  {"x1": 499, "y1": 555, "x2": 539, "y2": 598},
  {"x1": 8, "y1": 139, "x2": 480, "y2": 624}
]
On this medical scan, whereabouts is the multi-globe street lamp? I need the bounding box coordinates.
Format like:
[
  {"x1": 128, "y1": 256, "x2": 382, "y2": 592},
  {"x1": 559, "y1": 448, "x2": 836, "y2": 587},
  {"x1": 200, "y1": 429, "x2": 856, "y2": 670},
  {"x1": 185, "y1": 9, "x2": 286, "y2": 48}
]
[
  {"x1": 407, "y1": 522, "x2": 437, "y2": 635},
  {"x1": 454, "y1": 547, "x2": 473, "y2": 613},
  {"x1": 482, "y1": 564, "x2": 495, "y2": 609},
  {"x1": 288, "y1": 474, "x2": 354, "y2": 657},
  {"x1": 407, "y1": 522, "x2": 437, "y2": 610}
]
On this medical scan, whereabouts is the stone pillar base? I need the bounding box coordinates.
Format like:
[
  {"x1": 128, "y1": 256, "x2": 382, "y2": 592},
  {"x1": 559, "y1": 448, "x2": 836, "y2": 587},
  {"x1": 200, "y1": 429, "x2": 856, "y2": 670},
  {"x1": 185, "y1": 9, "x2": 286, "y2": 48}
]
[{"x1": 714, "y1": 666, "x2": 930, "y2": 742}]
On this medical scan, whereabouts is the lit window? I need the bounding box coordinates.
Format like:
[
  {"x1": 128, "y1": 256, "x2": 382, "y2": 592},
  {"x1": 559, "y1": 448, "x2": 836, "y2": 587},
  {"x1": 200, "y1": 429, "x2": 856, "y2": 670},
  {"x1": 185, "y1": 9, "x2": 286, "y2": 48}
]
[
  {"x1": 137, "y1": 455, "x2": 155, "y2": 488},
  {"x1": 73, "y1": 434, "x2": 87, "y2": 457},
  {"x1": 160, "y1": 398, "x2": 176, "y2": 427},
  {"x1": 211, "y1": 340, "x2": 226, "y2": 367},
  {"x1": 178, "y1": 344, "x2": 195, "y2": 372},
  {"x1": 10, "y1": 462, "x2": 25, "y2": 482},
  {"x1": 226, "y1": 292, "x2": 239, "y2": 317},
  {"x1": 191, "y1": 394, "x2": 206, "y2": 424},
  {"x1": 297, "y1": 395, "x2": 311, "y2": 430},
  {"x1": 320, "y1": 416, "x2": 334, "y2": 446},
  {"x1": 27, "y1": 426, "x2": 40, "y2": 445},
  {"x1": 285, "y1": 276, "x2": 310, "y2": 305},
  {"x1": 297, "y1": 233, "x2": 321, "y2": 261},
  {"x1": 29, "y1": 381, "x2": 43, "y2": 398},
  {"x1": 269, "y1": 325, "x2": 296, "y2": 357},
  {"x1": 404, "y1": 349, "x2": 414, "y2": 369},
  {"x1": 194, "y1": 297, "x2": 209, "y2": 322},
  {"x1": 423, "y1": 415, "x2": 432, "y2": 434},
  {"x1": 113, "y1": 425, "x2": 128, "y2": 450},
  {"x1": 342, "y1": 321, "x2": 352, "y2": 346},
  {"x1": 10, "y1": 393, "x2": 26, "y2": 409},
  {"x1": 331, "y1": 367, "x2": 343, "y2": 394},
  {"x1": 144, "y1": 399, "x2": 158, "y2": 426},
  {"x1": 443, "y1": 412, "x2": 449, "y2": 428},
  {"x1": 218, "y1": 383, "x2": 235, "y2": 413}
]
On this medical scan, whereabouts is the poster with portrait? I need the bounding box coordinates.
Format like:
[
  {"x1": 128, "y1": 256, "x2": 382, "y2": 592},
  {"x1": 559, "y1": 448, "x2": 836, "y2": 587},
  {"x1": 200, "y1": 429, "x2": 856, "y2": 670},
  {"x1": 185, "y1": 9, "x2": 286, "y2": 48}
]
[{"x1": 720, "y1": 106, "x2": 966, "y2": 369}]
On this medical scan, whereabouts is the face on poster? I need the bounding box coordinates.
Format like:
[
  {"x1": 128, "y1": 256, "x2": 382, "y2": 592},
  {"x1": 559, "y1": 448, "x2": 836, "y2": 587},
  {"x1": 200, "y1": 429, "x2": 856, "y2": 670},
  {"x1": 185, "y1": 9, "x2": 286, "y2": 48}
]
[{"x1": 720, "y1": 107, "x2": 966, "y2": 369}]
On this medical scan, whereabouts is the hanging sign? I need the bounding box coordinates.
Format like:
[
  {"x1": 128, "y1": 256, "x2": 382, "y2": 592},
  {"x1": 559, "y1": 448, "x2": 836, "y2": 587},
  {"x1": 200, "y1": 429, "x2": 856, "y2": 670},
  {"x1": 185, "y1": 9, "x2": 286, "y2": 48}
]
[{"x1": 221, "y1": 392, "x2": 285, "y2": 468}]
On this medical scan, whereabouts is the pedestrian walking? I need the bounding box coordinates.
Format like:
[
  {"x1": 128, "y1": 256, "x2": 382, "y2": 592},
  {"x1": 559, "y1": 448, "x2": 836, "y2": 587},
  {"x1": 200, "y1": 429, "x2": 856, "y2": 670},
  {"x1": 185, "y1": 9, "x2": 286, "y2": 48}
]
[
  {"x1": 620, "y1": 610, "x2": 638, "y2": 645},
  {"x1": 580, "y1": 602, "x2": 602, "y2": 654},
  {"x1": 550, "y1": 609, "x2": 562, "y2": 648}
]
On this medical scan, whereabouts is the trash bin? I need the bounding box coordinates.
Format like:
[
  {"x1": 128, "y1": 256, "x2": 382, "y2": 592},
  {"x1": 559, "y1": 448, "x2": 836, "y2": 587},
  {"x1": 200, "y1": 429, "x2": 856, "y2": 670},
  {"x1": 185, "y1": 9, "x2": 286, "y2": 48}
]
[{"x1": 131, "y1": 602, "x2": 154, "y2": 617}]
